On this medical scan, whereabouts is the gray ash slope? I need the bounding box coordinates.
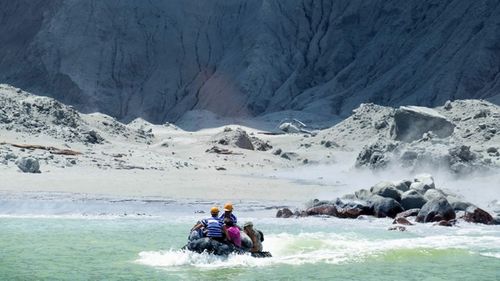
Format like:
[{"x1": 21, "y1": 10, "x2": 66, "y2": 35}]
[
  {"x1": 315, "y1": 99, "x2": 500, "y2": 174},
  {"x1": 1, "y1": 0, "x2": 500, "y2": 123},
  {"x1": 0, "y1": 85, "x2": 152, "y2": 145}
]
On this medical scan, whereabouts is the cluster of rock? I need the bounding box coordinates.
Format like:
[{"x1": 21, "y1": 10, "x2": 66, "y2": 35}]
[
  {"x1": 210, "y1": 127, "x2": 272, "y2": 151},
  {"x1": 277, "y1": 174, "x2": 499, "y2": 227},
  {"x1": 317, "y1": 100, "x2": 500, "y2": 174},
  {"x1": 0, "y1": 85, "x2": 154, "y2": 145}
]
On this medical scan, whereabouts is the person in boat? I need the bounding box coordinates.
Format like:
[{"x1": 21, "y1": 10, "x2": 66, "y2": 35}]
[
  {"x1": 191, "y1": 206, "x2": 225, "y2": 242},
  {"x1": 223, "y1": 218, "x2": 241, "y2": 248},
  {"x1": 220, "y1": 202, "x2": 237, "y2": 225},
  {"x1": 243, "y1": 221, "x2": 263, "y2": 253}
]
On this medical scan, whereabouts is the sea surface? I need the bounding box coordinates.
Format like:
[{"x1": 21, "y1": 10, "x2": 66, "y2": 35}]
[{"x1": 0, "y1": 194, "x2": 499, "y2": 281}]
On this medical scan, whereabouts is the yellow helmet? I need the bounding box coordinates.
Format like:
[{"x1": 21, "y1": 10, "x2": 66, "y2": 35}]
[
  {"x1": 223, "y1": 202, "x2": 233, "y2": 212},
  {"x1": 210, "y1": 206, "x2": 220, "y2": 214}
]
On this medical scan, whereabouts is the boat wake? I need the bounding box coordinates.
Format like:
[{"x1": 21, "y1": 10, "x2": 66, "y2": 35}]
[{"x1": 136, "y1": 230, "x2": 500, "y2": 269}]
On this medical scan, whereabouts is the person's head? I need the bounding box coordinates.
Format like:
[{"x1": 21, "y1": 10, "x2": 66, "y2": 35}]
[
  {"x1": 243, "y1": 221, "x2": 253, "y2": 230},
  {"x1": 223, "y1": 202, "x2": 233, "y2": 214},
  {"x1": 210, "y1": 206, "x2": 220, "y2": 217},
  {"x1": 224, "y1": 217, "x2": 234, "y2": 227}
]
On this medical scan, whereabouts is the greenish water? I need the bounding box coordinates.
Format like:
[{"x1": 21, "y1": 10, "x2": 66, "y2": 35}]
[{"x1": 1, "y1": 216, "x2": 499, "y2": 281}]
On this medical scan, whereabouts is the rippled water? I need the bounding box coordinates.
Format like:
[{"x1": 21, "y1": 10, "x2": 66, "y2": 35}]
[{"x1": 1, "y1": 210, "x2": 499, "y2": 281}]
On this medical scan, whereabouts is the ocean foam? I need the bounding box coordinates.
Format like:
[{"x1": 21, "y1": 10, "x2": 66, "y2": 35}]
[{"x1": 136, "y1": 231, "x2": 500, "y2": 269}]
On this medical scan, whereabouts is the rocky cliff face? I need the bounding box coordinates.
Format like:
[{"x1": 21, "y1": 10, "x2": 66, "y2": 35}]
[{"x1": 1, "y1": 0, "x2": 499, "y2": 123}]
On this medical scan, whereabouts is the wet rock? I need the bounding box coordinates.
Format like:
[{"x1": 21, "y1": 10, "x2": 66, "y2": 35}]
[
  {"x1": 355, "y1": 189, "x2": 372, "y2": 201},
  {"x1": 463, "y1": 207, "x2": 494, "y2": 225},
  {"x1": 276, "y1": 208, "x2": 294, "y2": 218},
  {"x1": 16, "y1": 157, "x2": 41, "y2": 173},
  {"x1": 305, "y1": 204, "x2": 338, "y2": 216},
  {"x1": 423, "y1": 189, "x2": 446, "y2": 202},
  {"x1": 392, "y1": 217, "x2": 414, "y2": 225},
  {"x1": 400, "y1": 190, "x2": 427, "y2": 210},
  {"x1": 396, "y1": 208, "x2": 420, "y2": 218},
  {"x1": 369, "y1": 195, "x2": 404, "y2": 218},
  {"x1": 336, "y1": 200, "x2": 373, "y2": 218},
  {"x1": 391, "y1": 106, "x2": 455, "y2": 142},
  {"x1": 370, "y1": 181, "x2": 401, "y2": 202},
  {"x1": 416, "y1": 198, "x2": 455, "y2": 223},
  {"x1": 447, "y1": 196, "x2": 474, "y2": 211},
  {"x1": 394, "y1": 180, "x2": 411, "y2": 192},
  {"x1": 409, "y1": 182, "x2": 433, "y2": 194}
]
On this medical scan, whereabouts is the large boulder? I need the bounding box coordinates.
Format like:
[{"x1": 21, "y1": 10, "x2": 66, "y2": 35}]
[
  {"x1": 463, "y1": 207, "x2": 494, "y2": 225},
  {"x1": 391, "y1": 106, "x2": 455, "y2": 142},
  {"x1": 416, "y1": 198, "x2": 456, "y2": 223},
  {"x1": 394, "y1": 180, "x2": 411, "y2": 192},
  {"x1": 423, "y1": 189, "x2": 446, "y2": 202},
  {"x1": 336, "y1": 200, "x2": 373, "y2": 218},
  {"x1": 369, "y1": 195, "x2": 404, "y2": 218},
  {"x1": 305, "y1": 204, "x2": 338, "y2": 216},
  {"x1": 448, "y1": 200, "x2": 474, "y2": 211},
  {"x1": 276, "y1": 208, "x2": 294, "y2": 218},
  {"x1": 211, "y1": 128, "x2": 254, "y2": 150},
  {"x1": 400, "y1": 190, "x2": 427, "y2": 210},
  {"x1": 409, "y1": 182, "x2": 433, "y2": 194},
  {"x1": 16, "y1": 157, "x2": 40, "y2": 173},
  {"x1": 370, "y1": 181, "x2": 401, "y2": 202}
]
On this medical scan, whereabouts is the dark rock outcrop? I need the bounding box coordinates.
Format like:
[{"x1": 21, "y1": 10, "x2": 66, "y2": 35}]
[
  {"x1": 370, "y1": 181, "x2": 401, "y2": 202},
  {"x1": 463, "y1": 207, "x2": 494, "y2": 225},
  {"x1": 369, "y1": 195, "x2": 404, "y2": 218},
  {"x1": 416, "y1": 199, "x2": 456, "y2": 223},
  {"x1": 400, "y1": 190, "x2": 427, "y2": 210},
  {"x1": 305, "y1": 205, "x2": 338, "y2": 217},
  {"x1": 276, "y1": 208, "x2": 294, "y2": 218},
  {"x1": 423, "y1": 189, "x2": 446, "y2": 202}
]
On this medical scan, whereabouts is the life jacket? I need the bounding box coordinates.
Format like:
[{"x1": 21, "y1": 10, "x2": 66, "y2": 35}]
[{"x1": 202, "y1": 217, "x2": 223, "y2": 238}]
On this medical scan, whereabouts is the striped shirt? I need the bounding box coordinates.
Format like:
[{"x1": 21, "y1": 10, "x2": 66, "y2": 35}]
[
  {"x1": 219, "y1": 213, "x2": 238, "y2": 225},
  {"x1": 201, "y1": 216, "x2": 223, "y2": 238}
]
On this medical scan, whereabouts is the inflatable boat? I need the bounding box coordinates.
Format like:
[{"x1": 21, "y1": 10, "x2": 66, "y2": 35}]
[{"x1": 184, "y1": 229, "x2": 272, "y2": 258}]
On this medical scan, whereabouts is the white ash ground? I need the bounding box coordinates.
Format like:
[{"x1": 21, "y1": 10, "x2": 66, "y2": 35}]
[{"x1": 1, "y1": 84, "x2": 499, "y2": 207}]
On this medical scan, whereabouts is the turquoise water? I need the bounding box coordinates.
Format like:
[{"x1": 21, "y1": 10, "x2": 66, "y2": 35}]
[{"x1": 1, "y1": 214, "x2": 499, "y2": 281}]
